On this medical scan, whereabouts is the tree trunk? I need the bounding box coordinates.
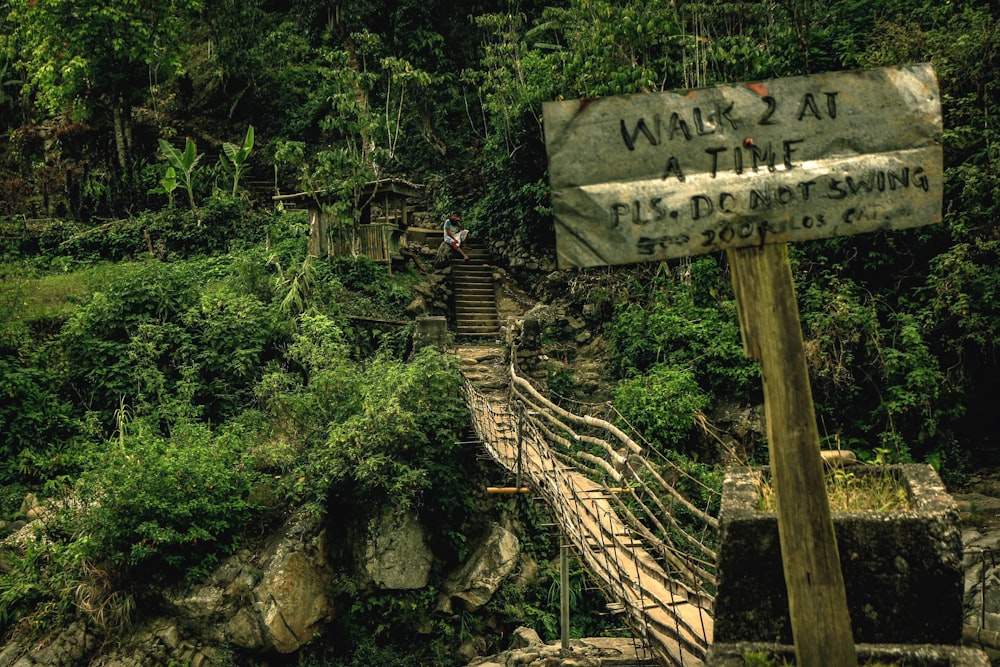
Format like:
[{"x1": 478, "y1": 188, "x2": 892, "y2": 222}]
[{"x1": 112, "y1": 106, "x2": 128, "y2": 170}]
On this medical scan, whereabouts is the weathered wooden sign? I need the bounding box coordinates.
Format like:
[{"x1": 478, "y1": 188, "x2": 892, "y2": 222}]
[{"x1": 543, "y1": 64, "x2": 943, "y2": 269}]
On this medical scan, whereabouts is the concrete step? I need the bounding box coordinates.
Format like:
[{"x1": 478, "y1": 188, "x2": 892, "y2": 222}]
[
  {"x1": 457, "y1": 317, "x2": 499, "y2": 326},
  {"x1": 456, "y1": 304, "x2": 498, "y2": 314},
  {"x1": 457, "y1": 308, "x2": 498, "y2": 317},
  {"x1": 456, "y1": 306, "x2": 498, "y2": 315},
  {"x1": 457, "y1": 312, "x2": 499, "y2": 322},
  {"x1": 452, "y1": 243, "x2": 498, "y2": 336},
  {"x1": 456, "y1": 332, "x2": 501, "y2": 340},
  {"x1": 458, "y1": 326, "x2": 501, "y2": 335}
]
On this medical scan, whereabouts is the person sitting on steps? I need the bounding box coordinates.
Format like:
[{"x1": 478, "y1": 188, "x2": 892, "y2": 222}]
[{"x1": 443, "y1": 211, "x2": 469, "y2": 261}]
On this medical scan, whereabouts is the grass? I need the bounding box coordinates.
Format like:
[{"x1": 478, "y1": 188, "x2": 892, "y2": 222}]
[
  {"x1": 757, "y1": 466, "x2": 910, "y2": 513},
  {"x1": 0, "y1": 260, "x2": 145, "y2": 323}
]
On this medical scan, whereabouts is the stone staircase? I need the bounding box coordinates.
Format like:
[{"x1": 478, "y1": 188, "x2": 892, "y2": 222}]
[{"x1": 452, "y1": 241, "x2": 500, "y2": 339}]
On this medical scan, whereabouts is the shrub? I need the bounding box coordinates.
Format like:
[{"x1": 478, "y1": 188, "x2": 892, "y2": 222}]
[
  {"x1": 76, "y1": 419, "x2": 263, "y2": 582},
  {"x1": 55, "y1": 257, "x2": 287, "y2": 430},
  {"x1": 55, "y1": 196, "x2": 267, "y2": 262},
  {"x1": 177, "y1": 285, "x2": 287, "y2": 419},
  {"x1": 609, "y1": 287, "x2": 757, "y2": 400},
  {"x1": 614, "y1": 364, "x2": 710, "y2": 454},
  {"x1": 295, "y1": 345, "x2": 469, "y2": 509},
  {"x1": 254, "y1": 312, "x2": 362, "y2": 450},
  {"x1": 0, "y1": 360, "x2": 77, "y2": 482},
  {"x1": 282, "y1": 344, "x2": 480, "y2": 559},
  {"x1": 0, "y1": 531, "x2": 99, "y2": 638}
]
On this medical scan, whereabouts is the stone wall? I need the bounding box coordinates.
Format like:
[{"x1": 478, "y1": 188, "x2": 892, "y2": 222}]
[{"x1": 715, "y1": 464, "x2": 964, "y2": 645}]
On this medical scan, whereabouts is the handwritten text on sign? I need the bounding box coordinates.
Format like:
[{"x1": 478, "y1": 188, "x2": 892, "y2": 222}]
[{"x1": 543, "y1": 64, "x2": 943, "y2": 269}]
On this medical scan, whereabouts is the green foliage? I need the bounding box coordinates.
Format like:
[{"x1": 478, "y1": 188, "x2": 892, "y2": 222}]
[
  {"x1": 331, "y1": 255, "x2": 386, "y2": 293},
  {"x1": 797, "y1": 273, "x2": 878, "y2": 424},
  {"x1": 0, "y1": 532, "x2": 99, "y2": 637},
  {"x1": 55, "y1": 255, "x2": 286, "y2": 429},
  {"x1": 1, "y1": 0, "x2": 1000, "y2": 649},
  {"x1": 271, "y1": 253, "x2": 319, "y2": 316},
  {"x1": 742, "y1": 650, "x2": 791, "y2": 667},
  {"x1": 294, "y1": 345, "x2": 469, "y2": 513},
  {"x1": 254, "y1": 312, "x2": 360, "y2": 452},
  {"x1": 294, "y1": 46, "x2": 384, "y2": 222},
  {"x1": 484, "y1": 502, "x2": 626, "y2": 643},
  {"x1": 7, "y1": 0, "x2": 199, "y2": 118},
  {"x1": 609, "y1": 275, "x2": 758, "y2": 401},
  {"x1": 148, "y1": 166, "x2": 178, "y2": 208},
  {"x1": 219, "y1": 125, "x2": 255, "y2": 198},
  {"x1": 534, "y1": 0, "x2": 685, "y2": 99},
  {"x1": 545, "y1": 361, "x2": 578, "y2": 399},
  {"x1": 614, "y1": 365, "x2": 710, "y2": 454},
  {"x1": 157, "y1": 137, "x2": 202, "y2": 213},
  {"x1": 254, "y1": 319, "x2": 481, "y2": 555},
  {"x1": 670, "y1": 452, "x2": 723, "y2": 522},
  {"x1": 326, "y1": 256, "x2": 417, "y2": 322},
  {"x1": 874, "y1": 312, "x2": 948, "y2": 458},
  {"x1": 77, "y1": 419, "x2": 263, "y2": 581},
  {"x1": 796, "y1": 262, "x2": 969, "y2": 466},
  {"x1": 310, "y1": 579, "x2": 463, "y2": 666},
  {"x1": 0, "y1": 360, "x2": 77, "y2": 478},
  {"x1": 55, "y1": 197, "x2": 267, "y2": 262}
]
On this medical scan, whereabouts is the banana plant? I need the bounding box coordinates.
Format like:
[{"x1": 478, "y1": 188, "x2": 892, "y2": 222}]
[
  {"x1": 219, "y1": 125, "x2": 255, "y2": 197},
  {"x1": 148, "y1": 165, "x2": 178, "y2": 208},
  {"x1": 157, "y1": 137, "x2": 201, "y2": 213}
]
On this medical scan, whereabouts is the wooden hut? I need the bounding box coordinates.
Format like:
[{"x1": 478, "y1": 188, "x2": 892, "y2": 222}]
[{"x1": 273, "y1": 178, "x2": 424, "y2": 261}]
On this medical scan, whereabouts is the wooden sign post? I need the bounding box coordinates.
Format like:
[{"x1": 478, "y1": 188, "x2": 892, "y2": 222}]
[
  {"x1": 729, "y1": 242, "x2": 856, "y2": 665},
  {"x1": 543, "y1": 64, "x2": 943, "y2": 667}
]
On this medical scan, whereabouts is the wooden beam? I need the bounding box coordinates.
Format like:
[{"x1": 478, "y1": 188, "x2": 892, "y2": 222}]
[{"x1": 728, "y1": 243, "x2": 857, "y2": 667}]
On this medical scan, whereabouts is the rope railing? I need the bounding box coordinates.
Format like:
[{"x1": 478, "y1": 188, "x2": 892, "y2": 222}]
[
  {"x1": 463, "y1": 350, "x2": 719, "y2": 666},
  {"x1": 507, "y1": 358, "x2": 720, "y2": 574},
  {"x1": 533, "y1": 374, "x2": 723, "y2": 521}
]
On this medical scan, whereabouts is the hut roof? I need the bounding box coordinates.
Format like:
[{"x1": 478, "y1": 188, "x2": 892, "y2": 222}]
[{"x1": 273, "y1": 177, "x2": 423, "y2": 203}]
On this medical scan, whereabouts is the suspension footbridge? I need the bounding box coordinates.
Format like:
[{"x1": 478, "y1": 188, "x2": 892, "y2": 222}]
[{"x1": 461, "y1": 345, "x2": 719, "y2": 666}]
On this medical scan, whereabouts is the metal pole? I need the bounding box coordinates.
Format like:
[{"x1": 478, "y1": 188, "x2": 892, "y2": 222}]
[
  {"x1": 516, "y1": 411, "x2": 523, "y2": 497},
  {"x1": 560, "y1": 537, "x2": 570, "y2": 650}
]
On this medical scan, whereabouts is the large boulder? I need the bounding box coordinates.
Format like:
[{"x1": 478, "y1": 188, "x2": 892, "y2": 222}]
[
  {"x1": 166, "y1": 509, "x2": 334, "y2": 653},
  {"x1": 256, "y1": 533, "x2": 333, "y2": 652},
  {"x1": 438, "y1": 522, "x2": 520, "y2": 613},
  {"x1": 356, "y1": 505, "x2": 434, "y2": 590}
]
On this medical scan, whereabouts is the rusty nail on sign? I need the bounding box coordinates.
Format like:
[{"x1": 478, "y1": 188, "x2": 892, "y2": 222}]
[{"x1": 543, "y1": 63, "x2": 943, "y2": 269}]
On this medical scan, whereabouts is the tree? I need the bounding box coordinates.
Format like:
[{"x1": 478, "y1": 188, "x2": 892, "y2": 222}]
[{"x1": 7, "y1": 0, "x2": 201, "y2": 169}]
